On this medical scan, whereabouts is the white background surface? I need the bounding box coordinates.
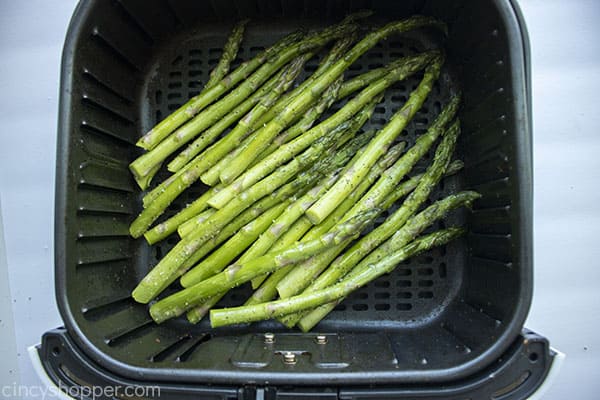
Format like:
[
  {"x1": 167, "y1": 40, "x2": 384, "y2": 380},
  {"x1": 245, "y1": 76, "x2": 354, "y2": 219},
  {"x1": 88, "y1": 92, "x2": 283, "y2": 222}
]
[{"x1": 0, "y1": 0, "x2": 598, "y2": 398}]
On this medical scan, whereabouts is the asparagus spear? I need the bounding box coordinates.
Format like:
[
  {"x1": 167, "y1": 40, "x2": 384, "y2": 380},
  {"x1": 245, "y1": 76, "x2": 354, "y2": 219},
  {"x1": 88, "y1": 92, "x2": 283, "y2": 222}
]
[
  {"x1": 130, "y1": 51, "x2": 433, "y2": 237},
  {"x1": 278, "y1": 119, "x2": 460, "y2": 325},
  {"x1": 165, "y1": 62, "x2": 286, "y2": 174},
  {"x1": 130, "y1": 18, "x2": 364, "y2": 183},
  {"x1": 200, "y1": 52, "x2": 431, "y2": 188},
  {"x1": 184, "y1": 130, "x2": 374, "y2": 290},
  {"x1": 282, "y1": 120, "x2": 461, "y2": 326},
  {"x1": 130, "y1": 83, "x2": 289, "y2": 236},
  {"x1": 247, "y1": 141, "x2": 405, "y2": 297},
  {"x1": 264, "y1": 77, "x2": 343, "y2": 150},
  {"x1": 182, "y1": 167, "x2": 348, "y2": 317},
  {"x1": 188, "y1": 53, "x2": 312, "y2": 170},
  {"x1": 187, "y1": 294, "x2": 225, "y2": 324},
  {"x1": 306, "y1": 55, "x2": 444, "y2": 225},
  {"x1": 219, "y1": 16, "x2": 446, "y2": 184},
  {"x1": 247, "y1": 155, "x2": 461, "y2": 298},
  {"x1": 274, "y1": 67, "x2": 449, "y2": 301},
  {"x1": 176, "y1": 193, "x2": 291, "y2": 275},
  {"x1": 128, "y1": 60, "x2": 331, "y2": 235},
  {"x1": 250, "y1": 35, "x2": 357, "y2": 131},
  {"x1": 204, "y1": 20, "x2": 249, "y2": 90},
  {"x1": 181, "y1": 201, "x2": 289, "y2": 286},
  {"x1": 378, "y1": 159, "x2": 464, "y2": 211},
  {"x1": 136, "y1": 29, "x2": 303, "y2": 151},
  {"x1": 210, "y1": 228, "x2": 464, "y2": 328},
  {"x1": 132, "y1": 149, "x2": 332, "y2": 303},
  {"x1": 179, "y1": 133, "x2": 370, "y2": 287},
  {"x1": 141, "y1": 199, "x2": 288, "y2": 301},
  {"x1": 207, "y1": 98, "x2": 378, "y2": 209},
  {"x1": 197, "y1": 38, "x2": 355, "y2": 187},
  {"x1": 130, "y1": 49, "x2": 318, "y2": 187},
  {"x1": 198, "y1": 52, "x2": 432, "y2": 187},
  {"x1": 209, "y1": 54, "x2": 431, "y2": 208},
  {"x1": 142, "y1": 65, "x2": 287, "y2": 201},
  {"x1": 297, "y1": 191, "x2": 479, "y2": 330},
  {"x1": 271, "y1": 97, "x2": 460, "y2": 292},
  {"x1": 177, "y1": 209, "x2": 215, "y2": 238},
  {"x1": 334, "y1": 94, "x2": 460, "y2": 222},
  {"x1": 143, "y1": 186, "x2": 220, "y2": 245},
  {"x1": 148, "y1": 210, "x2": 379, "y2": 323},
  {"x1": 200, "y1": 76, "x2": 343, "y2": 186},
  {"x1": 336, "y1": 56, "x2": 425, "y2": 99}
]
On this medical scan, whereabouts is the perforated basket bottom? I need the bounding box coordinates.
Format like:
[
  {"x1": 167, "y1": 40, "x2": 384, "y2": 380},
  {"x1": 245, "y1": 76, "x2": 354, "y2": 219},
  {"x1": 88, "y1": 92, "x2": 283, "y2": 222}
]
[{"x1": 137, "y1": 21, "x2": 465, "y2": 332}]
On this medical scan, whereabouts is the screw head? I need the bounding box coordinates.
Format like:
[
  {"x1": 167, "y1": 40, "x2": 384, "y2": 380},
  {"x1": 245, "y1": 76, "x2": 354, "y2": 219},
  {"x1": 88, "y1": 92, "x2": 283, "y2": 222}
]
[
  {"x1": 315, "y1": 335, "x2": 328, "y2": 344},
  {"x1": 264, "y1": 332, "x2": 275, "y2": 344},
  {"x1": 283, "y1": 352, "x2": 296, "y2": 365}
]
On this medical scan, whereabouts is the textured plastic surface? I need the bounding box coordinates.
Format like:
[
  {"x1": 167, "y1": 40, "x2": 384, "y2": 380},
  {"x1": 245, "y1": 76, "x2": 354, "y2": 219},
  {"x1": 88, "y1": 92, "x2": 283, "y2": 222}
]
[
  {"x1": 38, "y1": 328, "x2": 554, "y2": 400},
  {"x1": 54, "y1": 0, "x2": 532, "y2": 387}
]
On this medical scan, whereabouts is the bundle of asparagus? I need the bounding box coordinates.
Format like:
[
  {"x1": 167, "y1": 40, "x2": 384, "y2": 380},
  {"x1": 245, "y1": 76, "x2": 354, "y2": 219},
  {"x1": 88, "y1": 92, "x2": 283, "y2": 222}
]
[{"x1": 127, "y1": 12, "x2": 480, "y2": 330}]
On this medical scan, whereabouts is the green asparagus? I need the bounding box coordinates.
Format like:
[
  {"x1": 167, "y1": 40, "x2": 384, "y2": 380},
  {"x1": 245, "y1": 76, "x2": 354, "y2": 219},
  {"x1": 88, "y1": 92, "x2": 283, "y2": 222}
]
[
  {"x1": 219, "y1": 16, "x2": 445, "y2": 184},
  {"x1": 210, "y1": 228, "x2": 464, "y2": 327},
  {"x1": 285, "y1": 121, "x2": 462, "y2": 327},
  {"x1": 136, "y1": 28, "x2": 303, "y2": 151},
  {"x1": 204, "y1": 20, "x2": 249, "y2": 90},
  {"x1": 149, "y1": 210, "x2": 379, "y2": 323},
  {"x1": 305, "y1": 55, "x2": 444, "y2": 224},
  {"x1": 247, "y1": 140, "x2": 405, "y2": 293}
]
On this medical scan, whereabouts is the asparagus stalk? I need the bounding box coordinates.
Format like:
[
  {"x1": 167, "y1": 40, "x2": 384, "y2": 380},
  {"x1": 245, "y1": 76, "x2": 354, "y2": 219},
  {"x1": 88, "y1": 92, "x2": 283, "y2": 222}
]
[
  {"x1": 136, "y1": 29, "x2": 303, "y2": 151},
  {"x1": 253, "y1": 52, "x2": 433, "y2": 156},
  {"x1": 207, "y1": 98, "x2": 378, "y2": 209},
  {"x1": 247, "y1": 141, "x2": 405, "y2": 294},
  {"x1": 337, "y1": 94, "x2": 460, "y2": 220},
  {"x1": 336, "y1": 56, "x2": 425, "y2": 99},
  {"x1": 142, "y1": 203, "x2": 290, "y2": 301},
  {"x1": 129, "y1": 61, "x2": 322, "y2": 235},
  {"x1": 298, "y1": 192, "x2": 478, "y2": 331},
  {"x1": 199, "y1": 144, "x2": 246, "y2": 187},
  {"x1": 190, "y1": 53, "x2": 312, "y2": 169},
  {"x1": 204, "y1": 20, "x2": 249, "y2": 90},
  {"x1": 200, "y1": 76, "x2": 343, "y2": 186},
  {"x1": 265, "y1": 77, "x2": 343, "y2": 150},
  {"x1": 143, "y1": 185, "x2": 221, "y2": 244},
  {"x1": 130, "y1": 52, "x2": 431, "y2": 237},
  {"x1": 141, "y1": 65, "x2": 286, "y2": 203},
  {"x1": 181, "y1": 173, "x2": 335, "y2": 289},
  {"x1": 379, "y1": 159, "x2": 464, "y2": 211},
  {"x1": 180, "y1": 123, "x2": 372, "y2": 268},
  {"x1": 219, "y1": 16, "x2": 445, "y2": 184},
  {"x1": 180, "y1": 201, "x2": 289, "y2": 288},
  {"x1": 132, "y1": 154, "x2": 328, "y2": 303},
  {"x1": 130, "y1": 48, "x2": 319, "y2": 186},
  {"x1": 192, "y1": 131, "x2": 374, "y2": 291},
  {"x1": 171, "y1": 52, "x2": 431, "y2": 186},
  {"x1": 193, "y1": 52, "x2": 431, "y2": 187},
  {"x1": 210, "y1": 54, "x2": 431, "y2": 207},
  {"x1": 274, "y1": 63, "x2": 449, "y2": 301},
  {"x1": 197, "y1": 37, "x2": 356, "y2": 187},
  {"x1": 142, "y1": 166, "x2": 191, "y2": 207},
  {"x1": 251, "y1": 35, "x2": 357, "y2": 130},
  {"x1": 209, "y1": 228, "x2": 464, "y2": 328},
  {"x1": 177, "y1": 209, "x2": 215, "y2": 238},
  {"x1": 131, "y1": 16, "x2": 364, "y2": 176},
  {"x1": 165, "y1": 63, "x2": 286, "y2": 174},
  {"x1": 281, "y1": 121, "x2": 462, "y2": 327},
  {"x1": 187, "y1": 294, "x2": 225, "y2": 324},
  {"x1": 176, "y1": 193, "x2": 291, "y2": 275},
  {"x1": 306, "y1": 55, "x2": 444, "y2": 224},
  {"x1": 148, "y1": 209, "x2": 379, "y2": 323}
]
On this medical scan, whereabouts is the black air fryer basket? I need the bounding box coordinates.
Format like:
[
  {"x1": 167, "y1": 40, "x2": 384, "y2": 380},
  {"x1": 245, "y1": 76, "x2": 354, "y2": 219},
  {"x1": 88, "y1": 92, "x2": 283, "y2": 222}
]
[{"x1": 40, "y1": 0, "x2": 557, "y2": 398}]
